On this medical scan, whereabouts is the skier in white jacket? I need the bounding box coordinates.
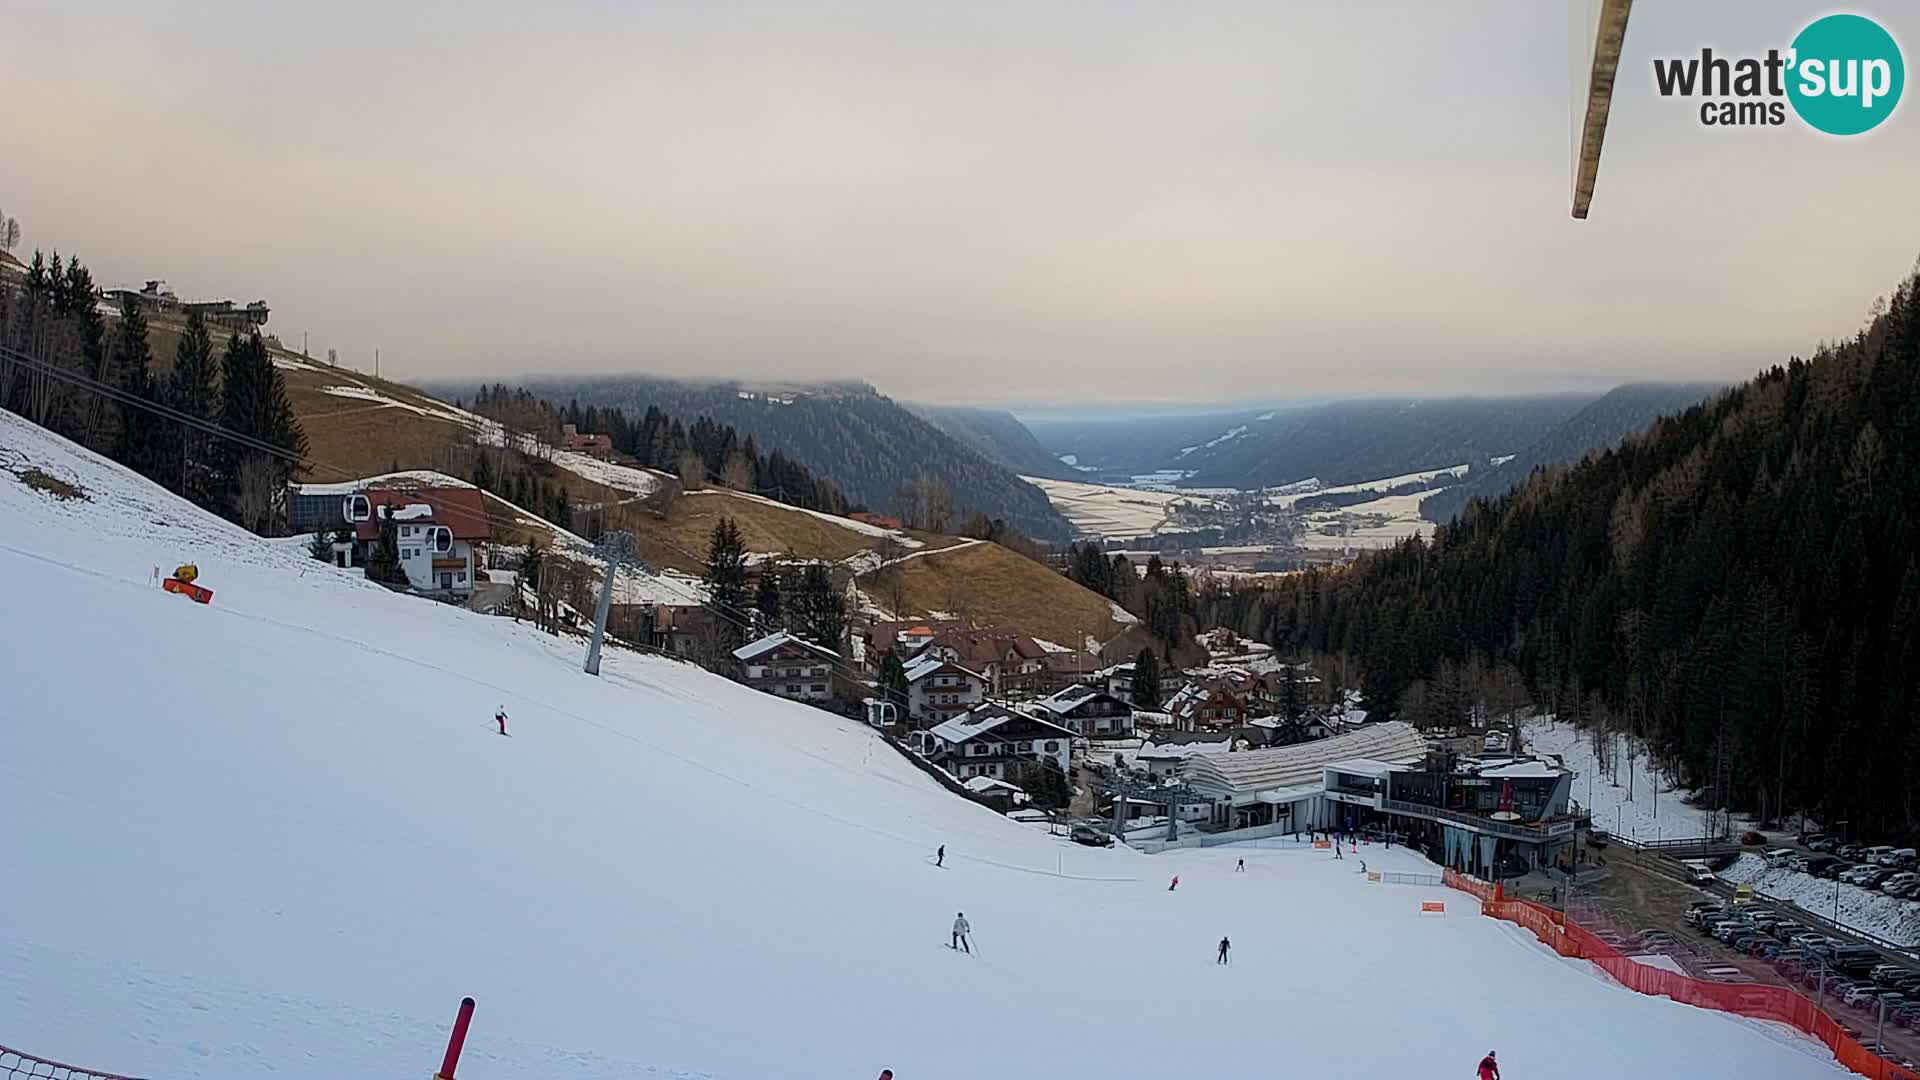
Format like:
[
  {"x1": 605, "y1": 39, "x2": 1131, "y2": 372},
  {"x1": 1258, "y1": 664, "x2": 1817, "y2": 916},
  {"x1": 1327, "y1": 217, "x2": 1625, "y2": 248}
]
[{"x1": 951, "y1": 913, "x2": 971, "y2": 954}]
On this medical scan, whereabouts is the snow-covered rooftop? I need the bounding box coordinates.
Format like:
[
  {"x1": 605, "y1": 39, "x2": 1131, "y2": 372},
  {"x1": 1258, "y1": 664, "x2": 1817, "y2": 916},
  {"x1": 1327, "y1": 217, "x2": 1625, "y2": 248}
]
[{"x1": 1184, "y1": 722, "x2": 1427, "y2": 797}]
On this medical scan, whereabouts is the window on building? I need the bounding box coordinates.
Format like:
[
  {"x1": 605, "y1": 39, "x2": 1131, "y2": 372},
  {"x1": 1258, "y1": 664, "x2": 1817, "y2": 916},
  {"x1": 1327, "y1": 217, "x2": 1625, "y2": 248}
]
[
  {"x1": 786, "y1": 684, "x2": 801, "y2": 694},
  {"x1": 1045, "y1": 741, "x2": 1058, "y2": 752},
  {"x1": 810, "y1": 684, "x2": 826, "y2": 693}
]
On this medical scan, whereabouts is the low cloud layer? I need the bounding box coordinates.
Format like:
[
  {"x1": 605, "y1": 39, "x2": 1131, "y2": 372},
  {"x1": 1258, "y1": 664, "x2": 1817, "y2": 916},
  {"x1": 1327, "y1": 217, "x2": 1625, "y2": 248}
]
[{"x1": 3, "y1": 2, "x2": 1914, "y2": 404}]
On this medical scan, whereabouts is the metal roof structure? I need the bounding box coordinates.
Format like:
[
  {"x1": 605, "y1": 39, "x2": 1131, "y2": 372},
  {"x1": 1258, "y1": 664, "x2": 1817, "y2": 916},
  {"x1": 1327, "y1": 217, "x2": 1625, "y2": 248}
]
[{"x1": 1182, "y1": 721, "x2": 1428, "y2": 801}]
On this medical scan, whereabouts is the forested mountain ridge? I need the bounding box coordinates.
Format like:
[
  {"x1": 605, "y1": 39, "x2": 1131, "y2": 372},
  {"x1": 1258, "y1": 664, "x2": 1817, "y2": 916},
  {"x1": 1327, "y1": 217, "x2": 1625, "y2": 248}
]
[
  {"x1": 1178, "y1": 395, "x2": 1592, "y2": 488},
  {"x1": 1205, "y1": 262, "x2": 1920, "y2": 838},
  {"x1": 427, "y1": 376, "x2": 1071, "y2": 541},
  {"x1": 1418, "y1": 382, "x2": 1724, "y2": 524},
  {"x1": 910, "y1": 403, "x2": 1077, "y2": 481}
]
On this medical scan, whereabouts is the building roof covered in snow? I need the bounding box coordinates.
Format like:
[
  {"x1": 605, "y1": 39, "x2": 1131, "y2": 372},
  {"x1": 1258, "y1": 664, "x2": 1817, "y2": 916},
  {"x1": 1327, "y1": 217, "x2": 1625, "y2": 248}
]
[
  {"x1": 927, "y1": 703, "x2": 1073, "y2": 746},
  {"x1": 1182, "y1": 721, "x2": 1427, "y2": 801},
  {"x1": 903, "y1": 654, "x2": 983, "y2": 684},
  {"x1": 732, "y1": 631, "x2": 840, "y2": 663}
]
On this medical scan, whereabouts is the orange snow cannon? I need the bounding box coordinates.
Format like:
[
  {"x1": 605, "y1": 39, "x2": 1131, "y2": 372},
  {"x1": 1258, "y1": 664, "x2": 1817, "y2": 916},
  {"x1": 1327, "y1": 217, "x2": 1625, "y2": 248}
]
[{"x1": 162, "y1": 563, "x2": 213, "y2": 604}]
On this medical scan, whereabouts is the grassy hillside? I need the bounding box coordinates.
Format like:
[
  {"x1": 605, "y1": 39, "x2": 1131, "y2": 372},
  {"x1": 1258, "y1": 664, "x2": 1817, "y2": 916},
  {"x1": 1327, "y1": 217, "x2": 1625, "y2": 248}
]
[
  {"x1": 278, "y1": 364, "x2": 1117, "y2": 637},
  {"x1": 875, "y1": 540, "x2": 1129, "y2": 648}
]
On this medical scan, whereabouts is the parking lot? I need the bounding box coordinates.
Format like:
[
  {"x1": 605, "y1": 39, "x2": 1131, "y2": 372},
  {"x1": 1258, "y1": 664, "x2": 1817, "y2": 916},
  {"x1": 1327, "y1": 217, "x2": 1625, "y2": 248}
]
[{"x1": 1572, "y1": 843, "x2": 1920, "y2": 1069}]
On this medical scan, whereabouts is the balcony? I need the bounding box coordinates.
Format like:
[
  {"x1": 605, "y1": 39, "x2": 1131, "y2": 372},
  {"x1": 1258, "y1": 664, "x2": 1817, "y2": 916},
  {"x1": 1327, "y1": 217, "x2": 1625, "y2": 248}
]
[{"x1": 1379, "y1": 798, "x2": 1587, "y2": 843}]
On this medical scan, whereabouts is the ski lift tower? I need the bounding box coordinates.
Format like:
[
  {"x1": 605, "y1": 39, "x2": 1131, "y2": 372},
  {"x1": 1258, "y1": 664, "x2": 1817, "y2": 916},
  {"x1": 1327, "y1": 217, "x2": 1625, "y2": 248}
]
[
  {"x1": 1104, "y1": 754, "x2": 1212, "y2": 843},
  {"x1": 583, "y1": 530, "x2": 640, "y2": 677}
]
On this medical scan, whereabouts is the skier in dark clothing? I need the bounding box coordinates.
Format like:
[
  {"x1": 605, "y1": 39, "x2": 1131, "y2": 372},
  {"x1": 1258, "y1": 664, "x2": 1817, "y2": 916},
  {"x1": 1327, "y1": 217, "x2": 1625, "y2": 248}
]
[
  {"x1": 1216, "y1": 936, "x2": 1230, "y2": 964},
  {"x1": 1236, "y1": 858, "x2": 1245, "y2": 872},
  {"x1": 936, "y1": 845, "x2": 945, "y2": 868},
  {"x1": 1477, "y1": 1050, "x2": 1499, "y2": 1080},
  {"x1": 1168, "y1": 875, "x2": 1179, "y2": 891},
  {"x1": 495, "y1": 707, "x2": 508, "y2": 736}
]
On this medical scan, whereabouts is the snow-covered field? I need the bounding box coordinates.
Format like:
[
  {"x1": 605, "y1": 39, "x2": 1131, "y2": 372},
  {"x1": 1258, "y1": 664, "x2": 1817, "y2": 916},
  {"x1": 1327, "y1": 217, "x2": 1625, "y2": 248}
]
[
  {"x1": 0, "y1": 412, "x2": 1851, "y2": 1080},
  {"x1": 1722, "y1": 855, "x2": 1920, "y2": 947},
  {"x1": 1523, "y1": 716, "x2": 1730, "y2": 841},
  {"x1": 1020, "y1": 476, "x2": 1221, "y2": 538}
]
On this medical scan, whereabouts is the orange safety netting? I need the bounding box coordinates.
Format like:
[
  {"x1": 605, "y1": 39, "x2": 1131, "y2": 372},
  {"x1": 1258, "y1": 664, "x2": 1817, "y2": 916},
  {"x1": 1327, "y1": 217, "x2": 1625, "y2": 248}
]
[{"x1": 1440, "y1": 870, "x2": 1920, "y2": 1080}]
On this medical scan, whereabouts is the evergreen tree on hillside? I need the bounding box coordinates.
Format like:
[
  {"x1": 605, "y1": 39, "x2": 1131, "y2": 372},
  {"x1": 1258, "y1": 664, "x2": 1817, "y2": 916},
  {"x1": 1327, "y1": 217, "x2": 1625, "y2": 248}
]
[
  {"x1": 1131, "y1": 648, "x2": 1161, "y2": 708},
  {"x1": 107, "y1": 294, "x2": 164, "y2": 481},
  {"x1": 166, "y1": 310, "x2": 220, "y2": 509},
  {"x1": 364, "y1": 508, "x2": 408, "y2": 586},
  {"x1": 214, "y1": 332, "x2": 307, "y2": 532},
  {"x1": 703, "y1": 516, "x2": 749, "y2": 652},
  {"x1": 797, "y1": 562, "x2": 846, "y2": 652},
  {"x1": 754, "y1": 567, "x2": 783, "y2": 633}
]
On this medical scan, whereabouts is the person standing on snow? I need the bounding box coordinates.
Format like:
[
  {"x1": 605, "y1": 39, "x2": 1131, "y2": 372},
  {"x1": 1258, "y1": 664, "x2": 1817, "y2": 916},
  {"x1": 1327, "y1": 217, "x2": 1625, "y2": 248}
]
[
  {"x1": 495, "y1": 707, "x2": 508, "y2": 736},
  {"x1": 951, "y1": 912, "x2": 971, "y2": 954},
  {"x1": 1236, "y1": 858, "x2": 1245, "y2": 872},
  {"x1": 1216, "y1": 936, "x2": 1231, "y2": 964},
  {"x1": 1477, "y1": 1050, "x2": 1499, "y2": 1080},
  {"x1": 1168, "y1": 875, "x2": 1179, "y2": 891},
  {"x1": 936, "y1": 845, "x2": 945, "y2": 868}
]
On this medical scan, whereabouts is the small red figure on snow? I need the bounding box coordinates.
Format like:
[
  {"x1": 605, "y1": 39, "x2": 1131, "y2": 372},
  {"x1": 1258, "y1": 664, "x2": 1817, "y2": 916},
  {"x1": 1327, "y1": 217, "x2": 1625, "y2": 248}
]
[
  {"x1": 878, "y1": 1071, "x2": 894, "y2": 1080},
  {"x1": 1168, "y1": 875, "x2": 1179, "y2": 891},
  {"x1": 495, "y1": 707, "x2": 508, "y2": 736},
  {"x1": 1477, "y1": 1049, "x2": 1499, "y2": 1080}
]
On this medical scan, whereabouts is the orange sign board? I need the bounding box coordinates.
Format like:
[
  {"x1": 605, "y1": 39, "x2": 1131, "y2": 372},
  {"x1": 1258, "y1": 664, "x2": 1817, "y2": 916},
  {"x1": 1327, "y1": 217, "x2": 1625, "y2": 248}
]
[{"x1": 1421, "y1": 901, "x2": 1447, "y2": 914}]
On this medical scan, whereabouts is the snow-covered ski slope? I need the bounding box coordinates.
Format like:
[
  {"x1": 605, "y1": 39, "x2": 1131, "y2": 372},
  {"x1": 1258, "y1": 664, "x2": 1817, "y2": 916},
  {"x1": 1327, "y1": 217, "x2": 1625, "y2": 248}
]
[{"x1": 0, "y1": 412, "x2": 1848, "y2": 1080}]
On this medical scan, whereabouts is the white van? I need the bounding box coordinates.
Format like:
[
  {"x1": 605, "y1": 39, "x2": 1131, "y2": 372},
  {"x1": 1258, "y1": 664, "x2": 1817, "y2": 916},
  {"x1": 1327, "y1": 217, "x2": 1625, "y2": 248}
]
[
  {"x1": 1865, "y1": 845, "x2": 1898, "y2": 866},
  {"x1": 1764, "y1": 848, "x2": 1797, "y2": 867},
  {"x1": 1682, "y1": 859, "x2": 1717, "y2": 884}
]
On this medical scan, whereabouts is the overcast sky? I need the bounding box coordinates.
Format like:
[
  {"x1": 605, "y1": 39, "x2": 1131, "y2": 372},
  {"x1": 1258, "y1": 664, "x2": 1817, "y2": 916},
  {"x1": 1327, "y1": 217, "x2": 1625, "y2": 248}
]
[{"x1": 3, "y1": 2, "x2": 1915, "y2": 406}]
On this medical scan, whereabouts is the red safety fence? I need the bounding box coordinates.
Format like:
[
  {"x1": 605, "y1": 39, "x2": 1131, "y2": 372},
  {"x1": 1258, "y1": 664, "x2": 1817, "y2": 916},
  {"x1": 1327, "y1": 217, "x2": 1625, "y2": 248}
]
[
  {"x1": 1, "y1": 1045, "x2": 148, "y2": 1080},
  {"x1": 1441, "y1": 870, "x2": 1920, "y2": 1080}
]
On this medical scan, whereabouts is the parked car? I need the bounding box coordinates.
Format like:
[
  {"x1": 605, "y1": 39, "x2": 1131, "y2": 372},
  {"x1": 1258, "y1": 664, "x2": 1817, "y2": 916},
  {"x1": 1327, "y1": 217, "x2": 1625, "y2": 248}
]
[
  {"x1": 1893, "y1": 847, "x2": 1918, "y2": 866},
  {"x1": 1809, "y1": 836, "x2": 1837, "y2": 852},
  {"x1": 1863, "y1": 845, "x2": 1897, "y2": 866},
  {"x1": 1740, "y1": 831, "x2": 1767, "y2": 846},
  {"x1": 1070, "y1": 824, "x2": 1115, "y2": 847},
  {"x1": 1840, "y1": 845, "x2": 1865, "y2": 860}
]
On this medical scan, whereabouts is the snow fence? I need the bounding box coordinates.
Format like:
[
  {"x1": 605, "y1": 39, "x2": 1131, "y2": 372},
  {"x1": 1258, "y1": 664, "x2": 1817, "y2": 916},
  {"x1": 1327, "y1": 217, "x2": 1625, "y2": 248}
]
[{"x1": 1441, "y1": 870, "x2": 1920, "y2": 1080}]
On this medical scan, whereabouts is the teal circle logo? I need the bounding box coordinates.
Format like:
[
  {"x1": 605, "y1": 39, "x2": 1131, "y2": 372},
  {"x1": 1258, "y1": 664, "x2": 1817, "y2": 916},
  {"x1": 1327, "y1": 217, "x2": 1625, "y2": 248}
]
[{"x1": 1787, "y1": 14, "x2": 1904, "y2": 135}]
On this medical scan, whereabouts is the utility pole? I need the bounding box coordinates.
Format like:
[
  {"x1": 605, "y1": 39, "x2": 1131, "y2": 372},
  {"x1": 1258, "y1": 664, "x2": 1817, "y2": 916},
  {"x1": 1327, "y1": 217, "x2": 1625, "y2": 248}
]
[{"x1": 584, "y1": 531, "x2": 639, "y2": 676}]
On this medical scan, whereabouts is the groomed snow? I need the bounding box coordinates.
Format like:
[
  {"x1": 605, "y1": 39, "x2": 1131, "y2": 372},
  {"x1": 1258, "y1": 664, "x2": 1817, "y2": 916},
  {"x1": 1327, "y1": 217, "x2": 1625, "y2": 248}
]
[{"x1": 0, "y1": 411, "x2": 1851, "y2": 1080}]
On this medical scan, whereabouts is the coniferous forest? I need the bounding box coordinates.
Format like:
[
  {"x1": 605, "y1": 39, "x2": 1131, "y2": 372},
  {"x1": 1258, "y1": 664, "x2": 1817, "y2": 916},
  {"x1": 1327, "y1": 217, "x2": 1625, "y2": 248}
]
[
  {"x1": 1, "y1": 251, "x2": 308, "y2": 533},
  {"x1": 1203, "y1": 261, "x2": 1920, "y2": 839}
]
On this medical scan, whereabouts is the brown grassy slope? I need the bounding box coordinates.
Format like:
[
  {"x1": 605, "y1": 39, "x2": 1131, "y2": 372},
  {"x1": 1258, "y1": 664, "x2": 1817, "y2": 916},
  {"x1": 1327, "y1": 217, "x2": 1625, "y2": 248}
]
[
  {"x1": 271, "y1": 357, "x2": 1123, "y2": 644},
  {"x1": 877, "y1": 540, "x2": 1126, "y2": 648}
]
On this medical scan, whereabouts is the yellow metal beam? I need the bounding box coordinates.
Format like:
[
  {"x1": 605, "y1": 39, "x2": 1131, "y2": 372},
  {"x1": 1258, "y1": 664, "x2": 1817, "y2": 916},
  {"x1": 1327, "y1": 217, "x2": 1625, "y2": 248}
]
[{"x1": 1572, "y1": 0, "x2": 1634, "y2": 220}]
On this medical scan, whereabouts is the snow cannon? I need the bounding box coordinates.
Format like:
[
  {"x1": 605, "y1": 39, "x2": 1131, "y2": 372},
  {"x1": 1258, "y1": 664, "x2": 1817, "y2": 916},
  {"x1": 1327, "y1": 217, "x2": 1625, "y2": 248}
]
[{"x1": 162, "y1": 564, "x2": 213, "y2": 604}]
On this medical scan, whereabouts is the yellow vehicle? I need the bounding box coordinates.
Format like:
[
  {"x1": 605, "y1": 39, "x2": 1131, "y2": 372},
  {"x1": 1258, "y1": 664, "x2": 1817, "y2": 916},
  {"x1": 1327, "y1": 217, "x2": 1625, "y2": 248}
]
[{"x1": 1731, "y1": 883, "x2": 1756, "y2": 905}]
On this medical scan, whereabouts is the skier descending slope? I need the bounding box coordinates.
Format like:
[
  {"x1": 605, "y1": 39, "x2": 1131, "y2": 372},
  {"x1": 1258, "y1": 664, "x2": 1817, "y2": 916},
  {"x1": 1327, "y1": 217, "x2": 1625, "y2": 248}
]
[
  {"x1": 1216, "y1": 936, "x2": 1230, "y2": 965},
  {"x1": 1477, "y1": 1050, "x2": 1499, "y2": 1080},
  {"x1": 935, "y1": 844, "x2": 945, "y2": 868},
  {"x1": 494, "y1": 706, "x2": 508, "y2": 736},
  {"x1": 951, "y1": 912, "x2": 971, "y2": 954}
]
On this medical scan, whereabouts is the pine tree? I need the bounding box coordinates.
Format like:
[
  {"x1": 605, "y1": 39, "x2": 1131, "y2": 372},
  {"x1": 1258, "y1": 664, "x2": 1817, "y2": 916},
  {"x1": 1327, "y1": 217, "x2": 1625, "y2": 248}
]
[
  {"x1": 704, "y1": 516, "x2": 749, "y2": 651},
  {"x1": 214, "y1": 332, "x2": 308, "y2": 531},
  {"x1": 107, "y1": 294, "x2": 163, "y2": 481},
  {"x1": 166, "y1": 310, "x2": 219, "y2": 508},
  {"x1": 1131, "y1": 648, "x2": 1161, "y2": 708},
  {"x1": 798, "y1": 562, "x2": 846, "y2": 651},
  {"x1": 364, "y1": 507, "x2": 408, "y2": 586},
  {"x1": 754, "y1": 568, "x2": 783, "y2": 632}
]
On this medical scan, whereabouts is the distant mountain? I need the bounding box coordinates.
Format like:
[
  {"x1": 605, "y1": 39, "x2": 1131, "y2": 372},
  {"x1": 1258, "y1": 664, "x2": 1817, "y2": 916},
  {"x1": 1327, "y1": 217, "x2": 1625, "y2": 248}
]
[
  {"x1": 428, "y1": 376, "x2": 1071, "y2": 541},
  {"x1": 910, "y1": 404, "x2": 1077, "y2": 481},
  {"x1": 1022, "y1": 408, "x2": 1291, "y2": 482},
  {"x1": 1417, "y1": 383, "x2": 1723, "y2": 524}
]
